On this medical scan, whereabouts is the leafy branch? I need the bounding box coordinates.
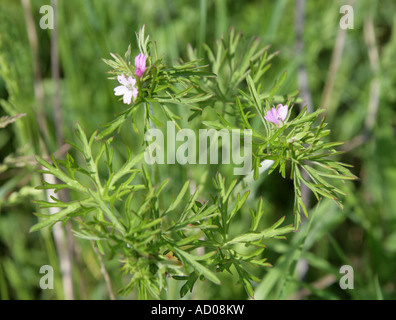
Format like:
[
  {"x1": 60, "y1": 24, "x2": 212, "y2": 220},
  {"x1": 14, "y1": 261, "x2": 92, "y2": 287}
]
[{"x1": 31, "y1": 26, "x2": 355, "y2": 299}]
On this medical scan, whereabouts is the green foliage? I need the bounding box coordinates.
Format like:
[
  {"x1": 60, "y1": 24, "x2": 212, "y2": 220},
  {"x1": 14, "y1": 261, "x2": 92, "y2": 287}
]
[
  {"x1": 203, "y1": 73, "x2": 356, "y2": 228},
  {"x1": 1, "y1": 0, "x2": 395, "y2": 301},
  {"x1": 28, "y1": 26, "x2": 354, "y2": 299},
  {"x1": 30, "y1": 124, "x2": 295, "y2": 298}
]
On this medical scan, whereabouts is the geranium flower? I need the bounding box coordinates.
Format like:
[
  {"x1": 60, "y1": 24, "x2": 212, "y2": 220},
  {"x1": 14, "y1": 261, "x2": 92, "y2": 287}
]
[
  {"x1": 264, "y1": 104, "x2": 288, "y2": 126},
  {"x1": 114, "y1": 74, "x2": 138, "y2": 105},
  {"x1": 135, "y1": 53, "x2": 147, "y2": 77}
]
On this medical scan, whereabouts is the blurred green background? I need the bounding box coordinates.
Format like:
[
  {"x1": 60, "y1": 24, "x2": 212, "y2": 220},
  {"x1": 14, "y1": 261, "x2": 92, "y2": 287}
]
[{"x1": 0, "y1": 0, "x2": 395, "y2": 300}]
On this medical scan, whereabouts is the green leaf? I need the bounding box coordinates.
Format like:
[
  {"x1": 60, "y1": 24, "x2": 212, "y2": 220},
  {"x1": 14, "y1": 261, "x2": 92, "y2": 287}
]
[
  {"x1": 173, "y1": 247, "x2": 221, "y2": 285},
  {"x1": 96, "y1": 106, "x2": 138, "y2": 140},
  {"x1": 227, "y1": 190, "x2": 250, "y2": 224},
  {"x1": 233, "y1": 261, "x2": 255, "y2": 299},
  {"x1": 225, "y1": 216, "x2": 294, "y2": 245},
  {"x1": 35, "y1": 156, "x2": 86, "y2": 193},
  {"x1": 180, "y1": 272, "x2": 199, "y2": 298},
  {"x1": 29, "y1": 202, "x2": 81, "y2": 233},
  {"x1": 166, "y1": 180, "x2": 190, "y2": 213}
]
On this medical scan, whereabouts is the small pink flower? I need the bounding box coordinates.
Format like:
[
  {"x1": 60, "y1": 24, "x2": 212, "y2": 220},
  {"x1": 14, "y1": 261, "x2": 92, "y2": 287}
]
[
  {"x1": 114, "y1": 74, "x2": 138, "y2": 105},
  {"x1": 264, "y1": 104, "x2": 288, "y2": 126},
  {"x1": 135, "y1": 53, "x2": 147, "y2": 77}
]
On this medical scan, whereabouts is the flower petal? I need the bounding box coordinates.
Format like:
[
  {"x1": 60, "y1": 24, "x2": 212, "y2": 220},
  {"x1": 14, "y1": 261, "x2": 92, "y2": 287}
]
[
  {"x1": 127, "y1": 76, "x2": 136, "y2": 86},
  {"x1": 135, "y1": 53, "x2": 146, "y2": 69},
  {"x1": 135, "y1": 53, "x2": 147, "y2": 77},
  {"x1": 277, "y1": 104, "x2": 288, "y2": 121},
  {"x1": 123, "y1": 90, "x2": 133, "y2": 105},
  {"x1": 264, "y1": 108, "x2": 279, "y2": 125},
  {"x1": 114, "y1": 85, "x2": 128, "y2": 96},
  {"x1": 135, "y1": 54, "x2": 141, "y2": 67},
  {"x1": 135, "y1": 68, "x2": 144, "y2": 77},
  {"x1": 270, "y1": 107, "x2": 279, "y2": 119},
  {"x1": 117, "y1": 74, "x2": 129, "y2": 86},
  {"x1": 132, "y1": 87, "x2": 139, "y2": 98}
]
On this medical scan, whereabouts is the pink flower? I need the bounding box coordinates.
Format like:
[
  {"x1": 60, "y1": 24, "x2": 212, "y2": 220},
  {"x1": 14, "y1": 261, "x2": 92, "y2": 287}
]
[
  {"x1": 264, "y1": 104, "x2": 288, "y2": 126},
  {"x1": 114, "y1": 74, "x2": 138, "y2": 105},
  {"x1": 135, "y1": 53, "x2": 147, "y2": 77}
]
